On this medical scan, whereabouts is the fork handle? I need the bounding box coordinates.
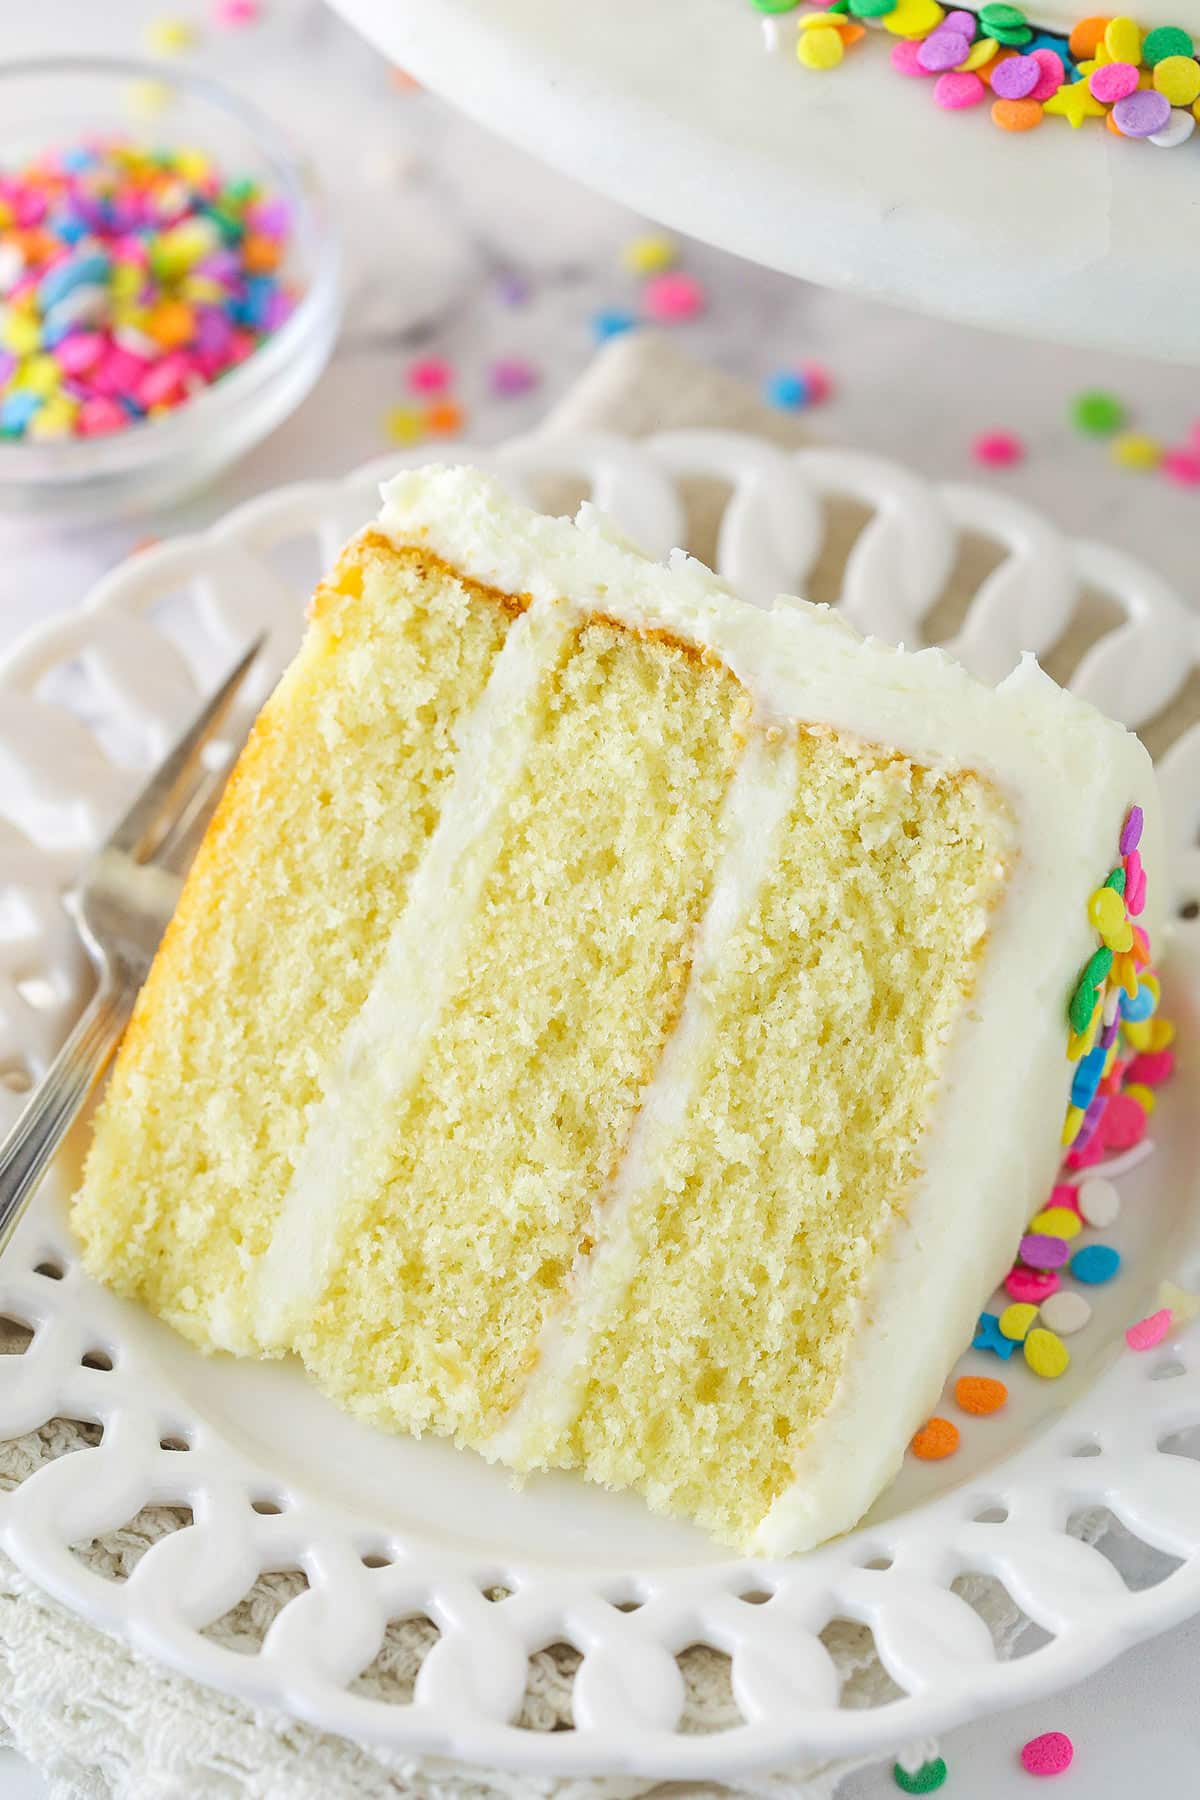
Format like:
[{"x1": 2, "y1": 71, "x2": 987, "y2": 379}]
[{"x1": 0, "y1": 978, "x2": 134, "y2": 1260}]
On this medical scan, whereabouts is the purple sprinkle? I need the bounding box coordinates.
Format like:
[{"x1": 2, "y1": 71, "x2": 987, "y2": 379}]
[
  {"x1": 1113, "y1": 89, "x2": 1173, "y2": 137},
  {"x1": 918, "y1": 29, "x2": 972, "y2": 69},
  {"x1": 1100, "y1": 1018, "x2": 1121, "y2": 1050},
  {"x1": 1019, "y1": 1233, "x2": 1071, "y2": 1269},
  {"x1": 0, "y1": 351, "x2": 15, "y2": 386},
  {"x1": 496, "y1": 272, "x2": 531, "y2": 307},
  {"x1": 489, "y1": 356, "x2": 539, "y2": 397},
  {"x1": 944, "y1": 8, "x2": 976, "y2": 27},
  {"x1": 1119, "y1": 805, "x2": 1144, "y2": 855},
  {"x1": 991, "y1": 52, "x2": 1041, "y2": 98}
]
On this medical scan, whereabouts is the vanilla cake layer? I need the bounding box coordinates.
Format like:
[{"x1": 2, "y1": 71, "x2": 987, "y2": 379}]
[{"x1": 74, "y1": 466, "x2": 1162, "y2": 1554}]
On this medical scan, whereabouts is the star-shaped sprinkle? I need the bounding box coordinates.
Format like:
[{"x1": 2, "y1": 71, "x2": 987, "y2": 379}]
[
  {"x1": 973, "y1": 1312, "x2": 1017, "y2": 1359},
  {"x1": 1044, "y1": 77, "x2": 1108, "y2": 123}
]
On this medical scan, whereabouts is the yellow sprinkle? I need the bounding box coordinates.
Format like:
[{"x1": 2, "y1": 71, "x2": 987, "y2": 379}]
[
  {"x1": 17, "y1": 355, "x2": 63, "y2": 397},
  {"x1": 881, "y1": 0, "x2": 945, "y2": 35},
  {"x1": 1113, "y1": 951, "x2": 1138, "y2": 998},
  {"x1": 1148, "y1": 1016, "x2": 1175, "y2": 1051},
  {"x1": 1102, "y1": 1041, "x2": 1118, "y2": 1077},
  {"x1": 145, "y1": 16, "x2": 196, "y2": 55},
  {"x1": 0, "y1": 312, "x2": 40, "y2": 358},
  {"x1": 172, "y1": 148, "x2": 213, "y2": 184},
  {"x1": 385, "y1": 405, "x2": 425, "y2": 445},
  {"x1": 1124, "y1": 1082, "x2": 1155, "y2": 1113},
  {"x1": 957, "y1": 35, "x2": 999, "y2": 68},
  {"x1": 1142, "y1": 972, "x2": 1161, "y2": 1004},
  {"x1": 1024, "y1": 1327, "x2": 1070, "y2": 1379},
  {"x1": 1111, "y1": 431, "x2": 1162, "y2": 471},
  {"x1": 1123, "y1": 1018, "x2": 1152, "y2": 1052},
  {"x1": 1029, "y1": 1206, "x2": 1082, "y2": 1240},
  {"x1": 1087, "y1": 886, "x2": 1127, "y2": 944},
  {"x1": 1062, "y1": 1104, "x2": 1085, "y2": 1146},
  {"x1": 126, "y1": 79, "x2": 173, "y2": 118},
  {"x1": 1158, "y1": 1280, "x2": 1200, "y2": 1324},
  {"x1": 620, "y1": 235, "x2": 677, "y2": 276},
  {"x1": 1104, "y1": 15, "x2": 1143, "y2": 63},
  {"x1": 1000, "y1": 1302, "x2": 1039, "y2": 1342},
  {"x1": 797, "y1": 25, "x2": 845, "y2": 66}
]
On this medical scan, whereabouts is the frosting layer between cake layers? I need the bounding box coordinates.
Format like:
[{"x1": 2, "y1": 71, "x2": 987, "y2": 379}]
[{"x1": 257, "y1": 466, "x2": 1159, "y2": 1553}]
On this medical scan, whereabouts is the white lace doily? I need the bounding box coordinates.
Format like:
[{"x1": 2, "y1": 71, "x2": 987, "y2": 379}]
[{"x1": 2, "y1": 430, "x2": 1200, "y2": 1798}]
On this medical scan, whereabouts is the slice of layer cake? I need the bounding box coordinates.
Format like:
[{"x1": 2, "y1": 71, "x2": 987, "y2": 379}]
[{"x1": 72, "y1": 466, "x2": 1164, "y2": 1555}]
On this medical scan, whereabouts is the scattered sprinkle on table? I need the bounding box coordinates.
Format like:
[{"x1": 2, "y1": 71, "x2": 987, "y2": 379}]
[
  {"x1": 591, "y1": 307, "x2": 637, "y2": 343},
  {"x1": 911, "y1": 1416, "x2": 960, "y2": 1459},
  {"x1": 407, "y1": 356, "x2": 453, "y2": 395},
  {"x1": 1024, "y1": 1326, "x2": 1070, "y2": 1378},
  {"x1": 621, "y1": 233, "x2": 678, "y2": 275},
  {"x1": 893, "y1": 1757, "x2": 948, "y2": 1792},
  {"x1": 642, "y1": 270, "x2": 707, "y2": 322},
  {"x1": 1077, "y1": 1176, "x2": 1119, "y2": 1228},
  {"x1": 1020, "y1": 1730, "x2": 1074, "y2": 1776},
  {"x1": 1110, "y1": 431, "x2": 1162, "y2": 472},
  {"x1": 1162, "y1": 446, "x2": 1200, "y2": 487},
  {"x1": 0, "y1": 136, "x2": 296, "y2": 443},
  {"x1": 145, "y1": 16, "x2": 197, "y2": 55},
  {"x1": 1005, "y1": 1266, "x2": 1059, "y2": 1304},
  {"x1": 1000, "y1": 1301, "x2": 1039, "y2": 1341},
  {"x1": 974, "y1": 1311, "x2": 1017, "y2": 1358},
  {"x1": 1126, "y1": 1306, "x2": 1172, "y2": 1350},
  {"x1": 955, "y1": 1374, "x2": 1007, "y2": 1415},
  {"x1": 1019, "y1": 1232, "x2": 1071, "y2": 1269},
  {"x1": 423, "y1": 398, "x2": 464, "y2": 436},
  {"x1": 213, "y1": 0, "x2": 262, "y2": 24},
  {"x1": 385, "y1": 404, "x2": 424, "y2": 446},
  {"x1": 1072, "y1": 389, "x2": 1125, "y2": 436},
  {"x1": 972, "y1": 430, "x2": 1025, "y2": 468},
  {"x1": 1028, "y1": 1206, "x2": 1081, "y2": 1240},
  {"x1": 489, "y1": 356, "x2": 539, "y2": 397}
]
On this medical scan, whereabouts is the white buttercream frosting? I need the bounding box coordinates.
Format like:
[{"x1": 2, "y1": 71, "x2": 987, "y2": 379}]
[{"x1": 308, "y1": 464, "x2": 1160, "y2": 1553}]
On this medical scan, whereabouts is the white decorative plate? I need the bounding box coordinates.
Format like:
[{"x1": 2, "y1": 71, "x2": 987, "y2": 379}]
[
  {"x1": 329, "y1": 0, "x2": 1200, "y2": 367},
  {"x1": 2, "y1": 429, "x2": 1200, "y2": 1782}
]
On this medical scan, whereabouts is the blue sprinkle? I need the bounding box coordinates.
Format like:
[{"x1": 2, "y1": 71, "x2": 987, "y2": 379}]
[
  {"x1": 1121, "y1": 983, "x2": 1156, "y2": 1023},
  {"x1": 1070, "y1": 1244, "x2": 1121, "y2": 1285},
  {"x1": 591, "y1": 308, "x2": 637, "y2": 344},
  {"x1": 766, "y1": 370, "x2": 811, "y2": 411},
  {"x1": 37, "y1": 251, "x2": 111, "y2": 314},
  {"x1": 0, "y1": 390, "x2": 43, "y2": 436},
  {"x1": 50, "y1": 210, "x2": 89, "y2": 246},
  {"x1": 973, "y1": 1312, "x2": 1017, "y2": 1359},
  {"x1": 61, "y1": 146, "x2": 98, "y2": 173},
  {"x1": 1071, "y1": 1045, "x2": 1107, "y2": 1111}
]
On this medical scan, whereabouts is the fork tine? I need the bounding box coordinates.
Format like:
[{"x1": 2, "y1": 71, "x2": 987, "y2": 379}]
[
  {"x1": 153, "y1": 752, "x2": 238, "y2": 877},
  {"x1": 103, "y1": 636, "x2": 264, "y2": 861}
]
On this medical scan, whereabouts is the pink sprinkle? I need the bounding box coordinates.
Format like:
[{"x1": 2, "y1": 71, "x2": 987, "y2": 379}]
[
  {"x1": 934, "y1": 70, "x2": 988, "y2": 108},
  {"x1": 77, "y1": 396, "x2": 127, "y2": 436},
  {"x1": 1089, "y1": 60, "x2": 1140, "y2": 102},
  {"x1": 1162, "y1": 446, "x2": 1200, "y2": 487},
  {"x1": 800, "y1": 360, "x2": 833, "y2": 404},
  {"x1": 138, "y1": 352, "x2": 193, "y2": 409},
  {"x1": 489, "y1": 356, "x2": 539, "y2": 397},
  {"x1": 1066, "y1": 1135, "x2": 1106, "y2": 1171},
  {"x1": 1020, "y1": 1731, "x2": 1074, "y2": 1776},
  {"x1": 1129, "y1": 1048, "x2": 1174, "y2": 1086},
  {"x1": 1029, "y1": 48, "x2": 1065, "y2": 100},
  {"x1": 213, "y1": 0, "x2": 260, "y2": 23},
  {"x1": 1101, "y1": 1093, "x2": 1147, "y2": 1152},
  {"x1": 892, "y1": 38, "x2": 933, "y2": 75},
  {"x1": 643, "y1": 270, "x2": 707, "y2": 323},
  {"x1": 1005, "y1": 1266, "x2": 1060, "y2": 1304},
  {"x1": 1124, "y1": 848, "x2": 1146, "y2": 916},
  {"x1": 407, "y1": 356, "x2": 453, "y2": 395},
  {"x1": 55, "y1": 331, "x2": 104, "y2": 376},
  {"x1": 1050, "y1": 1182, "x2": 1082, "y2": 1215},
  {"x1": 1126, "y1": 1308, "x2": 1172, "y2": 1351},
  {"x1": 972, "y1": 430, "x2": 1025, "y2": 468}
]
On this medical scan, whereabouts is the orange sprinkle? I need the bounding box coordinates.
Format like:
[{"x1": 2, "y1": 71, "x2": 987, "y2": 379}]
[
  {"x1": 911, "y1": 1417, "x2": 960, "y2": 1460},
  {"x1": 954, "y1": 1376, "x2": 1008, "y2": 1416},
  {"x1": 242, "y1": 233, "x2": 281, "y2": 274},
  {"x1": 1106, "y1": 108, "x2": 1126, "y2": 134},
  {"x1": 1069, "y1": 13, "x2": 1111, "y2": 58},
  {"x1": 992, "y1": 97, "x2": 1044, "y2": 130},
  {"x1": 836, "y1": 20, "x2": 867, "y2": 43},
  {"x1": 423, "y1": 399, "x2": 464, "y2": 435},
  {"x1": 145, "y1": 298, "x2": 195, "y2": 349}
]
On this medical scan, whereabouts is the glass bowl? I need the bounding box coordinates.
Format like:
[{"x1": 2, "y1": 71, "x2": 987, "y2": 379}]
[{"x1": 0, "y1": 56, "x2": 341, "y2": 523}]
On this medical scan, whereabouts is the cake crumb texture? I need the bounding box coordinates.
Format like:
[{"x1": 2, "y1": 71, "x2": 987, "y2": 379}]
[{"x1": 72, "y1": 538, "x2": 513, "y2": 1351}]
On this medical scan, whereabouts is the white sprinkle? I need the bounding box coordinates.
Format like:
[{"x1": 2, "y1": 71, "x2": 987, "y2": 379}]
[
  {"x1": 1040, "y1": 1291, "x2": 1092, "y2": 1336},
  {"x1": 1078, "y1": 1177, "x2": 1120, "y2": 1230}
]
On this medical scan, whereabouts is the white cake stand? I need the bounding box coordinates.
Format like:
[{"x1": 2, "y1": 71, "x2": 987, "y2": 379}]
[{"x1": 329, "y1": 0, "x2": 1200, "y2": 365}]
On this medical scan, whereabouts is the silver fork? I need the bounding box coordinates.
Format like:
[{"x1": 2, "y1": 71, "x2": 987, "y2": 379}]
[{"x1": 0, "y1": 638, "x2": 262, "y2": 1259}]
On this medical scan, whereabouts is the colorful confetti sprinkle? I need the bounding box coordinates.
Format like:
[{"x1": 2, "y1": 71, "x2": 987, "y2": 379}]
[
  {"x1": 1072, "y1": 389, "x2": 1126, "y2": 436},
  {"x1": 911, "y1": 1416, "x2": 960, "y2": 1459},
  {"x1": 1039, "y1": 1290, "x2": 1093, "y2": 1335},
  {"x1": 591, "y1": 307, "x2": 637, "y2": 343},
  {"x1": 955, "y1": 1374, "x2": 1008, "y2": 1414},
  {"x1": 1024, "y1": 1326, "x2": 1070, "y2": 1378},
  {"x1": 1020, "y1": 1731, "x2": 1074, "y2": 1776},
  {"x1": 1126, "y1": 1306, "x2": 1172, "y2": 1349},
  {"x1": 621, "y1": 233, "x2": 678, "y2": 275},
  {"x1": 893, "y1": 1759, "x2": 948, "y2": 1794},
  {"x1": 489, "y1": 356, "x2": 539, "y2": 397},
  {"x1": 972, "y1": 430, "x2": 1025, "y2": 468}
]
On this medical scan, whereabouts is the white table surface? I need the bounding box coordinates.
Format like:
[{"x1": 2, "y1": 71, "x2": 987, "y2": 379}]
[{"x1": 2, "y1": 2, "x2": 1200, "y2": 1794}]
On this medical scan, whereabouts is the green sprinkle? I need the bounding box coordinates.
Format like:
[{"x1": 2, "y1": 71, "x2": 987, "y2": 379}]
[
  {"x1": 1142, "y1": 24, "x2": 1194, "y2": 63},
  {"x1": 894, "y1": 1761, "x2": 948, "y2": 1795},
  {"x1": 979, "y1": 1, "x2": 1027, "y2": 26},
  {"x1": 988, "y1": 22, "x2": 1033, "y2": 43},
  {"x1": 1070, "y1": 980, "x2": 1098, "y2": 1034},
  {"x1": 1072, "y1": 390, "x2": 1126, "y2": 437},
  {"x1": 1085, "y1": 946, "x2": 1115, "y2": 989},
  {"x1": 848, "y1": 0, "x2": 895, "y2": 16},
  {"x1": 1105, "y1": 867, "x2": 1127, "y2": 896}
]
